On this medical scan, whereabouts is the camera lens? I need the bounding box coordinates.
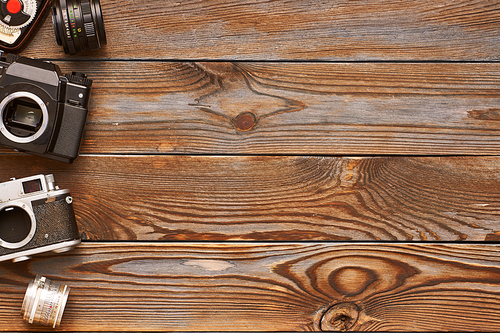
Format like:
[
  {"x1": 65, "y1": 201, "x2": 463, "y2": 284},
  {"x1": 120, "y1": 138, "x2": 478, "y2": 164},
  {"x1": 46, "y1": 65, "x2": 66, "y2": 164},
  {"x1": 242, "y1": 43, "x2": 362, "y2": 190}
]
[
  {"x1": 21, "y1": 276, "x2": 71, "y2": 328},
  {"x1": 0, "y1": 206, "x2": 32, "y2": 245},
  {"x1": 52, "y1": 0, "x2": 107, "y2": 55}
]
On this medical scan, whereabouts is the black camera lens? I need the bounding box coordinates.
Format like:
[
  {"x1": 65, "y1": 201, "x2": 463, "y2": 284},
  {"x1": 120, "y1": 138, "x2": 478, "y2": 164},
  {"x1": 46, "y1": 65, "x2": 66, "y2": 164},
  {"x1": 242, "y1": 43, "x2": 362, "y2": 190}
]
[
  {"x1": 0, "y1": 206, "x2": 32, "y2": 244},
  {"x1": 52, "y1": 0, "x2": 107, "y2": 55},
  {"x1": 3, "y1": 97, "x2": 43, "y2": 137}
]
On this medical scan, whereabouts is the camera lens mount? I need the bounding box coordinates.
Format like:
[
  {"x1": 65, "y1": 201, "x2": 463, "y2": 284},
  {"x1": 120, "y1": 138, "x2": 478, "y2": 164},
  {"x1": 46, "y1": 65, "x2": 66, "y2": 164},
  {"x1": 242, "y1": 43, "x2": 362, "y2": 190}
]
[
  {"x1": 0, "y1": 91, "x2": 48, "y2": 144},
  {"x1": 0, "y1": 202, "x2": 36, "y2": 249},
  {"x1": 52, "y1": 0, "x2": 107, "y2": 55}
]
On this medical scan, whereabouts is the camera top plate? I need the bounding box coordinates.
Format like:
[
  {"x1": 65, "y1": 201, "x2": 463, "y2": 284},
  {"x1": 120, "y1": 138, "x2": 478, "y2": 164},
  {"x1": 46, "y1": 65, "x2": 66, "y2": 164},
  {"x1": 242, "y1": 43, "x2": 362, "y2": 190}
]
[{"x1": 0, "y1": 174, "x2": 48, "y2": 203}]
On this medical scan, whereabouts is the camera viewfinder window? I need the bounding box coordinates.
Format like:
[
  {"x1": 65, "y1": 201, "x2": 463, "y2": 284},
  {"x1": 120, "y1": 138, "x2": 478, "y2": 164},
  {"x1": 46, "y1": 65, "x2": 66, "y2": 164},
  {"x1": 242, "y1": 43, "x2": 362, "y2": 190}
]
[{"x1": 22, "y1": 179, "x2": 42, "y2": 194}]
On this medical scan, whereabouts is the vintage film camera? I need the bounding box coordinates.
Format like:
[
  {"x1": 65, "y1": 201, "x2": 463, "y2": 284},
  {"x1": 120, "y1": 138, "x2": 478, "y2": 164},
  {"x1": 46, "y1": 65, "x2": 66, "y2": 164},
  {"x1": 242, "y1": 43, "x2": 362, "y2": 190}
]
[
  {"x1": 0, "y1": 53, "x2": 92, "y2": 162},
  {"x1": 0, "y1": 174, "x2": 80, "y2": 263}
]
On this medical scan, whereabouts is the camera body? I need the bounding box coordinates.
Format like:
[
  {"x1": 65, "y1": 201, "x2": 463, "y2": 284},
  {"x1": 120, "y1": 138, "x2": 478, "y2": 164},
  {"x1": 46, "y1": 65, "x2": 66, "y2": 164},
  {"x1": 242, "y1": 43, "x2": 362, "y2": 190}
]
[
  {"x1": 0, "y1": 174, "x2": 80, "y2": 263},
  {"x1": 0, "y1": 53, "x2": 92, "y2": 163}
]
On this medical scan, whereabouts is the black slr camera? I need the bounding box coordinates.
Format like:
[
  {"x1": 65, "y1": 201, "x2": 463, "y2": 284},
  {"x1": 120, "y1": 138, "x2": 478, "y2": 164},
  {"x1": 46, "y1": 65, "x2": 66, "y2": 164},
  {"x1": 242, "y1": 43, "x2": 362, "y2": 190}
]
[
  {"x1": 0, "y1": 174, "x2": 80, "y2": 263},
  {"x1": 0, "y1": 53, "x2": 92, "y2": 163}
]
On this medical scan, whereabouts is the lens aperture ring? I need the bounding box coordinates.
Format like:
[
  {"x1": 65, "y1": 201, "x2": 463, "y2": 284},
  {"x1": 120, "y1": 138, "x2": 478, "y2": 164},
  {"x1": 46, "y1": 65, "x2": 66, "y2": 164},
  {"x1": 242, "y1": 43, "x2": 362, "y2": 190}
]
[
  {"x1": 55, "y1": 0, "x2": 76, "y2": 55},
  {"x1": 65, "y1": 0, "x2": 85, "y2": 54}
]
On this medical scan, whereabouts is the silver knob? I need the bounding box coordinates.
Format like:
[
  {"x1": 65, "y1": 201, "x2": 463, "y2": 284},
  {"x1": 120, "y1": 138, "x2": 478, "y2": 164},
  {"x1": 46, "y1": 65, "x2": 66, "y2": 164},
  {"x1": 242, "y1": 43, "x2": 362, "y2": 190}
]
[{"x1": 45, "y1": 174, "x2": 55, "y2": 191}]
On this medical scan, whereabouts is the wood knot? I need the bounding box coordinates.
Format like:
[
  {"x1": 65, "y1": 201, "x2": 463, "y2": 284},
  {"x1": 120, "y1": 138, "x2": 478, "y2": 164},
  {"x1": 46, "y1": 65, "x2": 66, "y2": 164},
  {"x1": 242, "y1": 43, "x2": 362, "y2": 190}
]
[
  {"x1": 234, "y1": 112, "x2": 257, "y2": 131},
  {"x1": 329, "y1": 266, "x2": 377, "y2": 297},
  {"x1": 320, "y1": 302, "x2": 360, "y2": 332}
]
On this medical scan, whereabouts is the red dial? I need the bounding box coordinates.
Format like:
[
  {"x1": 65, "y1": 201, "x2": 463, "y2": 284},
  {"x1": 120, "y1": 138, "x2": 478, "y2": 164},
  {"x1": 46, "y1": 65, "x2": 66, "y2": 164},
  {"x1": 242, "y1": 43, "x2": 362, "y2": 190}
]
[{"x1": 6, "y1": 0, "x2": 22, "y2": 14}]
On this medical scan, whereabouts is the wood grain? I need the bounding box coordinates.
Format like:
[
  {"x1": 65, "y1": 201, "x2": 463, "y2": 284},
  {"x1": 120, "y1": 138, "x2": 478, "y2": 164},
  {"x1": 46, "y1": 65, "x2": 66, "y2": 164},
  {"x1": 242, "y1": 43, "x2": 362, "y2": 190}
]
[
  {"x1": 0, "y1": 243, "x2": 499, "y2": 331},
  {"x1": 0, "y1": 155, "x2": 498, "y2": 242},
  {"x1": 1, "y1": 61, "x2": 487, "y2": 156},
  {"x1": 19, "y1": 0, "x2": 500, "y2": 61},
  {"x1": 0, "y1": 1, "x2": 498, "y2": 331}
]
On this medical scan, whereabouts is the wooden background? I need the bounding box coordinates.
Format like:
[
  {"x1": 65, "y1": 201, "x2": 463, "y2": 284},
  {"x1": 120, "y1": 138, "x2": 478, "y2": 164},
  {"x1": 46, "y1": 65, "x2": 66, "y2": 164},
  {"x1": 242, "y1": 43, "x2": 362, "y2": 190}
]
[{"x1": 0, "y1": 0, "x2": 500, "y2": 331}]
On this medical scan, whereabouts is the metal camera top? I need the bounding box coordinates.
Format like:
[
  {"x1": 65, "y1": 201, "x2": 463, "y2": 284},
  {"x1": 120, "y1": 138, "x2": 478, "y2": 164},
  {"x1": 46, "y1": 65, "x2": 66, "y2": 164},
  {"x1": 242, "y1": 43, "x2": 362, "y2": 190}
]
[{"x1": 0, "y1": 174, "x2": 58, "y2": 203}]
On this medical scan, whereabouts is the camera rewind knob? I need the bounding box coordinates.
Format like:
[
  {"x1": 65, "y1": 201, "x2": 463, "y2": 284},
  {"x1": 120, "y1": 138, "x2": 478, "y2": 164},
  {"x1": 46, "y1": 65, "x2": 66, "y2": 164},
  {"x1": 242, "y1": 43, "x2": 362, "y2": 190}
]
[{"x1": 45, "y1": 174, "x2": 55, "y2": 191}]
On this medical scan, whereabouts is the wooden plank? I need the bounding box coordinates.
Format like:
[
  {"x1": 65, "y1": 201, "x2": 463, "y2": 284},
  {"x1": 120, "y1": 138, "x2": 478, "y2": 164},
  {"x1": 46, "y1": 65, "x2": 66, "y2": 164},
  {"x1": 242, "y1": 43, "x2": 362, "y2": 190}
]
[
  {"x1": 0, "y1": 243, "x2": 499, "y2": 331},
  {"x1": 21, "y1": 0, "x2": 500, "y2": 61},
  {"x1": 8, "y1": 61, "x2": 490, "y2": 156},
  {"x1": 0, "y1": 155, "x2": 498, "y2": 242}
]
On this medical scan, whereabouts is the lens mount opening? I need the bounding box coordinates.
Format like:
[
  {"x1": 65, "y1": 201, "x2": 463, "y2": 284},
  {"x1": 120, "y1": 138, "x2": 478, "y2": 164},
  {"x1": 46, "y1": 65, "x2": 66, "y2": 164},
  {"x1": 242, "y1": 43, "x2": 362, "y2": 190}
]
[
  {"x1": 0, "y1": 202, "x2": 36, "y2": 249},
  {"x1": 0, "y1": 91, "x2": 49, "y2": 144}
]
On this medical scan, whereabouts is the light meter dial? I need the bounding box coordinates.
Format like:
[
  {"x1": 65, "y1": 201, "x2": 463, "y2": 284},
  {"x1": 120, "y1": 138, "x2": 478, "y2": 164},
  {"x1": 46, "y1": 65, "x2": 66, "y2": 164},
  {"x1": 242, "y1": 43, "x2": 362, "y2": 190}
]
[
  {"x1": 0, "y1": 0, "x2": 37, "y2": 33},
  {"x1": 0, "y1": 0, "x2": 51, "y2": 53}
]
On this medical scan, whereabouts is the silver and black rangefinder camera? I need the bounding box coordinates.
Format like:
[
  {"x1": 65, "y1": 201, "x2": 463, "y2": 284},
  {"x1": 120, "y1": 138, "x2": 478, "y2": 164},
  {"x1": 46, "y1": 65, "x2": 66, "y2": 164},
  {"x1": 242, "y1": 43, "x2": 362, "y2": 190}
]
[
  {"x1": 0, "y1": 53, "x2": 92, "y2": 163},
  {"x1": 0, "y1": 174, "x2": 80, "y2": 263}
]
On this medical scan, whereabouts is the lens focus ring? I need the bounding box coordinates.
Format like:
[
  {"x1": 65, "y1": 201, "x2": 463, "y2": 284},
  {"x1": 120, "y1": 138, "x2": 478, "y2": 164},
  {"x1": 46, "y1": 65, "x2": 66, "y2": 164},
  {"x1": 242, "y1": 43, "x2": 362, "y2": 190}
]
[
  {"x1": 81, "y1": 0, "x2": 91, "y2": 15},
  {"x1": 81, "y1": 0, "x2": 97, "y2": 47}
]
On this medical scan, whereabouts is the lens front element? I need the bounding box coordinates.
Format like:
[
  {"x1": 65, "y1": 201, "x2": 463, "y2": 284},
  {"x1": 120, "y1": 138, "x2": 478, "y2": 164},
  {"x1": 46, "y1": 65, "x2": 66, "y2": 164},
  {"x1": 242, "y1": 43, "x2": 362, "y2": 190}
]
[{"x1": 52, "y1": 0, "x2": 107, "y2": 55}]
